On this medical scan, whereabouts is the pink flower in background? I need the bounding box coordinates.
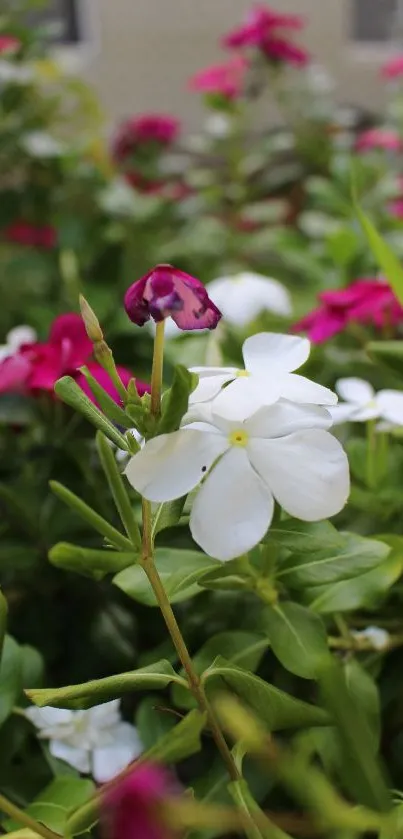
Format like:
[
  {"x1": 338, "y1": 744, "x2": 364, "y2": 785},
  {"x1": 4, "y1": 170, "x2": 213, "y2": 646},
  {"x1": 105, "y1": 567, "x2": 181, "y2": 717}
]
[
  {"x1": 389, "y1": 198, "x2": 403, "y2": 219},
  {"x1": 4, "y1": 221, "x2": 56, "y2": 249},
  {"x1": 293, "y1": 279, "x2": 403, "y2": 343},
  {"x1": 0, "y1": 35, "x2": 20, "y2": 53},
  {"x1": 381, "y1": 55, "x2": 403, "y2": 80},
  {"x1": 356, "y1": 128, "x2": 402, "y2": 152},
  {"x1": 222, "y1": 4, "x2": 310, "y2": 66},
  {"x1": 112, "y1": 114, "x2": 180, "y2": 163},
  {"x1": 76, "y1": 362, "x2": 149, "y2": 407},
  {"x1": 102, "y1": 763, "x2": 179, "y2": 839},
  {"x1": 189, "y1": 56, "x2": 249, "y2": 100},
  {"x1": 124, "y1": 264, "x2": 222, "y2": 329}
]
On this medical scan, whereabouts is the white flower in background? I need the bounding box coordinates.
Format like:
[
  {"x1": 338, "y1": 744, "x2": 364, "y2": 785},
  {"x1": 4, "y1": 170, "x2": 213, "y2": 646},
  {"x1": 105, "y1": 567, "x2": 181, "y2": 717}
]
[
  {"x1": 352, "y1": 626, "x2": 390, "y2": 651},
  {"x1": 125, "y1": 400, "x2": 349, "y2": 561},
  {"x1": 25, "y1": 700, "x2": 142, "y2": 782},
  {"x1": 99, "y1": 178, "x2": 138, "y2": 217},
  {"x1": 0, "y1": 60, "x2": 33, "y2": 84},
  {"x1": 207, "y1": 272, "x2": 292, "y2": 327},
  {"x1": 190, "y1": 332, "x2": 337, "y2": 422},
  {"x1": 330, "y1": 378, "x2": 403, "y2": 427},
  {"x1": 0, "y1": 325, "x2": 36, "y2": 362},
  {"x1": 204, "y1": 114, "x2": 233, "y2": 138},
  {"x1": 21, "y1": 131, "x2": 64, "y2": 158}
]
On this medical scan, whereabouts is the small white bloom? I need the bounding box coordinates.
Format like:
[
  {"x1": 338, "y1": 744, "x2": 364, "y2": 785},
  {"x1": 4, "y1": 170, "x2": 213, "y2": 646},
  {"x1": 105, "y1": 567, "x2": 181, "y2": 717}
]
[
  {"x1": 207, "y1": 272, "x2": 292, "y2": 327},
  {"x1": 330, "y1": 378, "x2": 403, "y2": 427},
  {"x1": 352, "y1": 626, "x2": 390, "y2": 651},
  {"x1": 0, "y1": 325, "x2": 36, "y2": 362},
  {"x1": 204, "y1": 114, "x2": 233, "y2": 138},
  {"x1": 0, "y1": 60, "x2": 33, "y2": 84},
  {"x1": 125, "y1": 400, "x2": 349, "y2": 561},
  {"x1": 190, "y1": 332, "x2": 337, "y2": 422},
  {"x1": 99, "y1": 178, "x2": 138, "y2": 217},
  {"x1": 21, "y1": 131, "x2": 64, "y2": 158},
  {"x1": 25, "y1": 700, "x2": 142, "y2": 782}
]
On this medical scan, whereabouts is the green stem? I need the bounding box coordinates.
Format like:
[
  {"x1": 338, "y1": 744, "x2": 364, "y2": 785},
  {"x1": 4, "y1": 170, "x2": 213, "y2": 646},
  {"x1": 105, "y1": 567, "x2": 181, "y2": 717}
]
[
  {"x1": 366, "y1": 419, "x2": 377, "y2": 489},
  {"x1": 59, "y1": 249, "x2": 80, "y2": 308},
  {"x1": 151, "y1": 321, "x2": 165, "y2": 417},
  {"x1": 0, "y1": 793, "x2": 60, "y2": 839},
  {"x1": 96, "y1": 432, "x2": 141, "y2": 550}
]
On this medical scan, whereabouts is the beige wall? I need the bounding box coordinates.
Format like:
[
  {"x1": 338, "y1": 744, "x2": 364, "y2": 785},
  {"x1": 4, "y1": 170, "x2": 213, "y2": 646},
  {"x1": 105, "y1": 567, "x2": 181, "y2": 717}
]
[{"x1": 78, "y1": 0, "x2": 395, "y2": 128}]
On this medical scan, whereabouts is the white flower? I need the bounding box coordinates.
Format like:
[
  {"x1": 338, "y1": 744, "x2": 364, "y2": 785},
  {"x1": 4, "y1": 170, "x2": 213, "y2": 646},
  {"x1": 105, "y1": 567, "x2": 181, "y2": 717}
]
[
  {"x1": 189, "y1": 332, "x2": 337, "y2": 422},
  {"x1": 25, "y1": 700, "x2": 142, "y2": 782},
  {"x1": 204, "y1": 114, "x2": 233, "y2": 138},
  {"x1": 330, "y1": 378, "x2": 403, "y2": 427},
  {"x1": 21, "y1": 131, "x2": 64, "y2": 158},
  {"x1": 207, "y1": 272, "x2": 292, "y2": 327},
  {"x1": 0, "y1": 325, "x2": 36, "y2": 362},
  {"x1": 125, "y1": 400, "x2": 349, "y2": 561},
  {"x1": 99, "y1": 178, "x2": 138, "y2": 217},
  {"x1": 352, "y1": 626, "x2": 390, "y2": 651},
  {"x1": 0, "y1": 60, "x2": 33, "y2": 84}
]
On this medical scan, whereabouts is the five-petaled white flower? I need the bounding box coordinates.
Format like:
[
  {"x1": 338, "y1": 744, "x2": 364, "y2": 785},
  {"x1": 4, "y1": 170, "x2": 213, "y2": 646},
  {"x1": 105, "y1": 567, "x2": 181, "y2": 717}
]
[
  {"x1": 189, "y1": 332, "x2": 337, "y2": 421},
  {"x1": 25, "y1": 700, "x2": 142, "y2": 782},
  {"x1": 330, "y1": 378, "x2": 403, "y2": 427},
  {"x1": 0, "y1": 325, "x2": 36, "y2": 362},
  {"x1": 206, "y1": 272, "x2": 292, "y2": 327},
  {"x1": 125, "y1": 400, "x2": 349, "y2": 561}
]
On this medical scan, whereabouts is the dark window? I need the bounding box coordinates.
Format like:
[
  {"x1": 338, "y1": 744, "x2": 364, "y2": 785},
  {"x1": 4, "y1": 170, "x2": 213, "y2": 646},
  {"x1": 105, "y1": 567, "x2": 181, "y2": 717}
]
[
  {"x1": 352, "y1": 0, "x2": 397, "y2": 41},
  {"x1": 27, "y1": 0, "x2": 81, "y2": 45}
]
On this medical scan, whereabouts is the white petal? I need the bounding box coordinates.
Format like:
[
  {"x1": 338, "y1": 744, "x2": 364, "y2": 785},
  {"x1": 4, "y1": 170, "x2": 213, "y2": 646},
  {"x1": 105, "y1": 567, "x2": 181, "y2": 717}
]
[
  {"x1": 49, "y1": 740, "x2": 91, "y2": 774},
  {"x1": 349, "y1": 405, "x2": 380, "y2": 421},
  {"x1": 189, "y1": 373, "x2": 233, "y2": 404},
  {"x1": 279, "y1": 373, "x2": 337, "y2": 406},
  {"x1": 6, "y1": 325, "x2": 36, "y2": 350},
  {"x1": 248, "y1": 430, "x2": 350, "y2": 521},
  {"x1": 88, "y1": 700, "x2": 121, "y2": 729},
  {"x1": 328, "y1": 403, "x2": 359, "y2": 425},
  {"x1": 336, "y1": 378, "x2": 374, "y2": 404},
  {"x1": 242, "y1": 332, "x2": 310, "y2": 376},
  {"x1": 25, "y1": 706, "x2": 75, "y2": 730},
  {"x1": 245, "y1": 400, "x2": 332, "y2": 438},
  {"x1": 124, "y1": 429, "x2": 228, "y2": 502},
  {"x1": 190, "y1": 447, "x2": 273, "y2": 561},
  {"x1": 92, "y1": 724, "x2": 143, "y2": 783},
  {"x1": 377, "y1": 390, "x2": 403, "y2": 426},
  {"x1": 212, "y1": 375, "x2": 280, "y2": 422},
  {"x1": 208, "y1": 274, "x2": 292, "y2": 326}
]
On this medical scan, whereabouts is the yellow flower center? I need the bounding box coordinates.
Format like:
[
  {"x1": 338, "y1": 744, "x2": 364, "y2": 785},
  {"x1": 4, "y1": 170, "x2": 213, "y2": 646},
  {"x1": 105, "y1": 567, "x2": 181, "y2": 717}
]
[
  {"x1": 236, "y1": 369, "x2": 249, "y2": 377},
  {"x1": 229, "y1": 429, "x2": 249, "y2": 447}
]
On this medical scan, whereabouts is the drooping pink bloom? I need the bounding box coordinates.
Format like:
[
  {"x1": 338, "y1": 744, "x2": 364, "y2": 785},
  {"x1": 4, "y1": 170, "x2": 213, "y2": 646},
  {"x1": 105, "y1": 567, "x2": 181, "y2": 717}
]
[
  {"x1": 102, "y1": 763, "x2": 179, "y2": 839},
  {"x1": 381, "y1": 54, "x2": 403, "y2": 80},
  {"x1": 0, "y1": 35, "x2": 20, "y2": 53},
  {"x1": 76, "y1": 362, "x2": 149, "y2": 407},
  {"x1": 112, "y1": 114, "x2": 180, "y2": 163},
  {"x1": 356, "y1": 128, "x2": 402, "y2": 153},
  {"x1": 124, "y1": 264, "x2": 222, "y2": 330},
  {"x1": 293, "y1": 279, "x2": 403, "y2": 343},
  {"x1": 222, "y1": 4, "x2": 310, "y2": 66},
  {"x1": 4, "y1": 221, "x2": 57, "y2": 249},
  {"x1": 189, "y1": 56, "x2": 249, "y2": 100}
]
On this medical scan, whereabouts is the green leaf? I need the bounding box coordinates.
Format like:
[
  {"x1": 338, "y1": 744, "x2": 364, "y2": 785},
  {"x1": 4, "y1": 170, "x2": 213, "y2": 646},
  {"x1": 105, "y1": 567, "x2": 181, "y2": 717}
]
[
  {"x1": 145, "y1": 708, "x2": 206, "y2": 764},
  {"x1": 318, "y1": 657, "x2": 391, "y2": 811},
  {"x1": 135, "y1": 695, "x2": 177, "y2": 750},
  {"x1": 49, "y1": 542, "x2": 137, "y2": 580},
  {"x1": 54, "y1": 376, "x2": 128, "y2": 450},
  {"x1": 96, "y1": 432, "x2": 141, "y2": 550},
  {"x1": 355, "y1": 201, "x2": 403, "y2": 304},
  {"x1": 325, "y1": 226, "x2": 358, "y2": 268},
  {"x1": 260, "y1": 602, "x2": 330, "y2": 679},
  {"x1": 114, "y1": 548, "x2": 219, "y2": 605},
  {"x1": 5, "y1": 777, "x2": 95, "y2": 834},
  {"x1": 367, "y1": 341, "x2": 403, "y2": 376},
  {"x1": 158, "y1": 365, "x2": 198, "y2": 434},
  {"x1": 203, "y1": 659, "x2": 330, "y2": 730},
  {"x1": 344, "y1": 659, "x2": 381, "y2": 750},
  {"x1": 269, "y1": 519, "x2": 344, "y2": 555},
  {"x1": 25, "y1": 660, "x2": 186, "y2": 709},
  {"x1": 78, "y1": 365, "x2": 133, "y2": 427},
  {"x1": 305, "y1": 553, "x2": 402, "y2": 614},
  {"x1": 21, "y1": 645, "x2": 44, "y2": 690},
  {"x1": 229, "y1": 780, "x2": 289, "y2": 839},
  {"x1": 0, "y1": 635, "x2": 22, "y2": 727},
  {"x1": 152, "y1": 496, "x2": 187, "y2": 538},
  {"x1": 277, "y1": 531, "x2": 389, "y2": 588},
  {"x1": 0, "y1": 591, "x2": 7, "y2": 660},
  {"x1": 50, "y1": 481, "x2": 132, "y2": 551}
]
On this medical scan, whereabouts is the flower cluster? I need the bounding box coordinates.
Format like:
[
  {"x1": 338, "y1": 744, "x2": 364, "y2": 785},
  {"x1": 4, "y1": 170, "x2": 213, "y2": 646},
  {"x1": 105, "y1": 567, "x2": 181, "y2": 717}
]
[
  {"x1": 125, "y1": 331, "x2": 349, "y2": 561},
  {"x1": 111, "y1": 114, "x2": 180, "y2": 192},
  {"x1": 4, "y1": 220, "x2": 57, "y2": 249},
  {"x1": 381, "y1": 54, "x2": 403, "y2": 80},
  {"x1": 356, "y1": 128, "x2": 402, "y2": 153},
  {"x1": 222, "y1": 4, "x2": 310, "y2": 66},
  {"x1": 293, "y1": 278, "x2": 403, "y2": 343},
  {"x1": 102, "y1": 763, "x2": 178, "y2": 839},
  {"x1": 189, "y1": 56, "x2": 249, "y2": 101}
]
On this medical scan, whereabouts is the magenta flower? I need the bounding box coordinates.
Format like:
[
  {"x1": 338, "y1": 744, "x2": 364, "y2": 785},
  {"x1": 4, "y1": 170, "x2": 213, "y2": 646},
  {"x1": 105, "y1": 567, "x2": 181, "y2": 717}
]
[
  {"x1": 0, "y1": 35, "x2": 20, "y2": 53},
  {"x1": 124, "y1": 264, "x2": 222, "y2": 330},
  {"x1": 293, "y1": 279, "x2": 403, "y2": 343},
  {"x1": 356, "y1": 128, "x2": 402, "y2": 153},
  {"x1": 76, "y1": 362, "x2": 150, "y2": 407},
  {"x1": 4, "y1": 221, "x2": 56, "y2": 249},
  {"x1": 222, "y1": 4, "x2": 309, "y2": 66},
  {"x1": 381, "y1": 55, "x2": 403, "y2": 80},
  {"x1": 102, "y1": 763, "x2": 178, "y2": 839},
  {"x1": 112, "y1": 114, "x2": 180, "y2": 163},
  {"x1": 389, "y1": 198, "x2": 403, "y2": 219},
  {"x1": 189, "y1": 56, "x2": 249, "y2": 100}
]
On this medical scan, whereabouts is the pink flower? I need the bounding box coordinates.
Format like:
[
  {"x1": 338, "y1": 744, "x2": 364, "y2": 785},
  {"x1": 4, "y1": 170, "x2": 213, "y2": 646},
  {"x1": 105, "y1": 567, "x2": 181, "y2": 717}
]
[
  {"x1": 293, "y1": 279, "x2": 403, "y2": 343},
  {"x1": 102, "y1": 763, "x2": 178, "y2": 839},
  {"x1": 4, "y1": 221, "x2": 56, "y2": 249},
  {"x1": 389, "y1": 198, "x2": 403, "y2": 219},
  {"x1": 112, "y1": 114, "x2": 180, "y2": 163},
  {"x1": 76, "y1": 362, "x2": 149, "y2": 407},
  {"x1": 381, "y1": 55, "x2": 403, "y2": 80},
  {"x1": 189, "y1": 56, "x2": 249, "y2": 100},
  {"x1": 356, "y1": 128, "x2": 402, "y2": 152},
  {"x1": 124, "y1": 264, "x2": 221, "y2": 330},
  {"x1": 222, "y1": 4, "x2": 309, "y2": 66},
  {"x1": 0, "y1": 35, "x2": 20, "y2": 53}
]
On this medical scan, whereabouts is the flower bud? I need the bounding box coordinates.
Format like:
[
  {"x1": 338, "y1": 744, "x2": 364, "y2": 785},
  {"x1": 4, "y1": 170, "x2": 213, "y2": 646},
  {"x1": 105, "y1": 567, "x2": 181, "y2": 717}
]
[{"x1": 79, "y1": 294, "x2": 104, "y2": 343}]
